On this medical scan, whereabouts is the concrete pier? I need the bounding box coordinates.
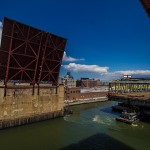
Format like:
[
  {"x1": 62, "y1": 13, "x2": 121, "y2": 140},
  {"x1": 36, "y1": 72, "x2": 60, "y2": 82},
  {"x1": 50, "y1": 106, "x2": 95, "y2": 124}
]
[
  {"x1": 0, "y1": 82, "x2": 64, "y2": 129},
  {"x1": 108, "y1": 92, "x2": 150, "y2": 117},
  {"x1": 0, "y1": 110, "x2": 63, "y2": 129}
]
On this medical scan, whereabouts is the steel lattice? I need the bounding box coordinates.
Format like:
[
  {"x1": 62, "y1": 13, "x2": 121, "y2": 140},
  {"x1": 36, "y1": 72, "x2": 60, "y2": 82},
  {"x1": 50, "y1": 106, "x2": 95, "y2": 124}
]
[{"x1": 0, "y1": 17, "x2": 66, "y2": 85}]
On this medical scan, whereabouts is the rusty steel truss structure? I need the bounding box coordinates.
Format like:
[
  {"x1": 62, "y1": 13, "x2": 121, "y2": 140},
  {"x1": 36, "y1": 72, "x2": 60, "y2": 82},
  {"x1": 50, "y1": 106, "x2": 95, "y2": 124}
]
[
  {"x1": 0, "y1": 17, "x2": 67, "y2": 90},
  {"x1": 140, "y1": 0, "x2": 150, "y2": 18}
]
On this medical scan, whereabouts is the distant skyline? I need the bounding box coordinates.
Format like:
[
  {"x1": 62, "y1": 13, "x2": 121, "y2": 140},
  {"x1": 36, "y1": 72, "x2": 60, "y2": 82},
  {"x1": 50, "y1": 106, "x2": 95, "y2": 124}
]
[{"x1": 0, "y1": 0, "x2": 150, "y2": 81}]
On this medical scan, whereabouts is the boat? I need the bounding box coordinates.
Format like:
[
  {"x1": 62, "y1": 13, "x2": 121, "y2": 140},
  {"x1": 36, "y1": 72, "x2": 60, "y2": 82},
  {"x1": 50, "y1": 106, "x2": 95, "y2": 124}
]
[{"x1": 116, "y1": 110, "x2": 140, "y2": 124}]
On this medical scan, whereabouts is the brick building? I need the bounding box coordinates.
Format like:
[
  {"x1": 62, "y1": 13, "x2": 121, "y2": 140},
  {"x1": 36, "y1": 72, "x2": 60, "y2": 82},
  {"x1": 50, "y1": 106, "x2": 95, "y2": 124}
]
[
  {"x1": 76, "y1": 78, "x2": 102, "y2": 88},
  {"x1": 64, "y1": 87, "x2": 107, "y2": 101}
]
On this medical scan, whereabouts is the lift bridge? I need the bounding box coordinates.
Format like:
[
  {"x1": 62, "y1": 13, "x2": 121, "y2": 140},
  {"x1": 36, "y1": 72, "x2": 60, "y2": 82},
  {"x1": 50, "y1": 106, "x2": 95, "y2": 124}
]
[
  {"x1": 0, "y1": 17, "x2": 67, "y2": 96},
  {"x1": 0, "y1": 17, "x2": 67, "y2": 129}
]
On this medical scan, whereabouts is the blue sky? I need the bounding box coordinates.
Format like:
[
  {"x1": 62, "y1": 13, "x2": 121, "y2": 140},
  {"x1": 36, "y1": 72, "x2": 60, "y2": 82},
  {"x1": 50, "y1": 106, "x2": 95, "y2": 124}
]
[{"x1": 0, "y1": 0, "x2": 150, "y2": 81}]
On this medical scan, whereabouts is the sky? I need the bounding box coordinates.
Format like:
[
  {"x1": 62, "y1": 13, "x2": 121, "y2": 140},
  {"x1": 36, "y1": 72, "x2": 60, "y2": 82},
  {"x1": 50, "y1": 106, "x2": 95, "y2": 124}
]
[{"x1": 0, "y1": 0, "x2": 150, "y2": 81}]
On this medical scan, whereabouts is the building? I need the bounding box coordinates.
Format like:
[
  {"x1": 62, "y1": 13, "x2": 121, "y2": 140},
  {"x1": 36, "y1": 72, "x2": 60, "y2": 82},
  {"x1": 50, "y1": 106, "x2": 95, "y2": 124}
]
[
  {"x1": 64, "y1": 87, "x2": 107, "y2": 101},
  {"x1": 76, "y1": 78, "x2": 102, "y2": 88},
  {"x1": 64, "y1": 87, "x2": 80, "y2": 101},
  {"x1": 109, "y1": 77, "x2": 150, "y2": 93},
  {"x1": 62, "y1": 72, "x2": 76, "y2": 88}
]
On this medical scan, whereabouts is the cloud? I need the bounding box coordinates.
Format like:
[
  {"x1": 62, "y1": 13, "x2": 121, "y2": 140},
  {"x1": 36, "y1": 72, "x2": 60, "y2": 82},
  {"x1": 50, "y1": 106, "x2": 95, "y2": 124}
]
[
  {"x1": 100, "y1": 70, "x2": 150, "y2": 81},
  {"x1": 0, "y1": 21, "x2": 2, "y2": 45},
  {"x1": 0, "y1": 21, "x2": 2, "y2": 28},
  {"x1": 63, "y1": 63, "x2": 150, "y2": 77},
  {"x1": 62, "y1": 62, "x2": 150, "y2": 81},
  {"x1": 63, "y1": 63, "x2": 109, "y2": 73},
  {"x1": 115, "y1": 70, "x2": 150, "y2": 75},
  {"x1": 0, "y1": 29, "x2": 2, "y2": 40},
  {"x1": 63, "y1": 51, "x2": 85, "y2": 62}
]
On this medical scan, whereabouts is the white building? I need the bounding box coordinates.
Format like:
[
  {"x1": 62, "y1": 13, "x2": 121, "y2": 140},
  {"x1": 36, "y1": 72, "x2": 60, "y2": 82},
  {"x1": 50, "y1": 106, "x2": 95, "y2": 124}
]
[{"x1": 63, "y1": 72, "x2": 76, "y2": 88}]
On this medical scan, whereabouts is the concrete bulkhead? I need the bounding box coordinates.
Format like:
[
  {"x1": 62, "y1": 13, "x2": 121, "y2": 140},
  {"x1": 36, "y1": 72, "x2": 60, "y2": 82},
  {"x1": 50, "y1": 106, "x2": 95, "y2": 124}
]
[{"x1": 0, "y1": 84, "x2": 64, "y2": 129}]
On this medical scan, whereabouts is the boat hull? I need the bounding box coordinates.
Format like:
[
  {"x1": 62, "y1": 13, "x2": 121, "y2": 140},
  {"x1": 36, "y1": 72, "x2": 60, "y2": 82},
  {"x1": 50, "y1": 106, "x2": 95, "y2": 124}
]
[{"x1": 116, "y1": 117, "x2": 139, "y2": 124}]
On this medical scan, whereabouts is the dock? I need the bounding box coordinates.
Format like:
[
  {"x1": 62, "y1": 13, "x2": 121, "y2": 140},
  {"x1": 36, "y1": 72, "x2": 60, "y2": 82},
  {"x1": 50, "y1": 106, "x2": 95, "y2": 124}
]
[{"x1": 108, "y1": 92, "x2": 150, "y2": 107}]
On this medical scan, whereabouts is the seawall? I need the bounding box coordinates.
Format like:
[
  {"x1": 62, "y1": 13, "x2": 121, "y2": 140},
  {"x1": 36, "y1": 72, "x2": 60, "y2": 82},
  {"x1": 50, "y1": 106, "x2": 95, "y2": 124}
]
[
  {"x1": 108, "y1": 92, "x2": 150, "y2": 108},
  {"x1": 65, "y1": 97, "x2": 108, "y2": 106},
  {"x1": 0, "y1": 83, "x2": 64, "y2": 129}
]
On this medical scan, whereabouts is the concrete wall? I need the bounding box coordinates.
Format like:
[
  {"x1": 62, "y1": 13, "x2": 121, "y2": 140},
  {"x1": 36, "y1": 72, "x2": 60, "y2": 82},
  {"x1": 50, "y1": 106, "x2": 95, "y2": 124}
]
[{"x1": 0, "y1": 84, "x2": 64, "y2": 121}]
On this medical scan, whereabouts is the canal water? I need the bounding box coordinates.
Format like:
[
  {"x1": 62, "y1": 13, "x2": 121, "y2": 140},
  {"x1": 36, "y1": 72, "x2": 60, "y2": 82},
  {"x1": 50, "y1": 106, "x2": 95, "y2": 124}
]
[{"x1": 0, "y1": 101, "x2": 150, "y2": 150}]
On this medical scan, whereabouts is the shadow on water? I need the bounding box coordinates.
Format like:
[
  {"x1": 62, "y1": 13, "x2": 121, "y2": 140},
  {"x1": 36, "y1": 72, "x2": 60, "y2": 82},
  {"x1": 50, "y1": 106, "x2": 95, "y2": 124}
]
[
  {"x1": 141, "y1": 117, "x2": 150, "y2": 123},
  {"x1": 100, "y1": 107, "x2": 120, "y2": 116},
  {"x1": 60, "y1": 133, "x2": 135, "y2": 150}
]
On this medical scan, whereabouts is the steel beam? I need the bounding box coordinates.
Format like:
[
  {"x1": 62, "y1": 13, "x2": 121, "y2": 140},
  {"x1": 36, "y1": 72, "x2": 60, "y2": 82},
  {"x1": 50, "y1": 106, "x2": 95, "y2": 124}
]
[{"x1": 0, "y1": 17, "x2": 67, "y2": 88}]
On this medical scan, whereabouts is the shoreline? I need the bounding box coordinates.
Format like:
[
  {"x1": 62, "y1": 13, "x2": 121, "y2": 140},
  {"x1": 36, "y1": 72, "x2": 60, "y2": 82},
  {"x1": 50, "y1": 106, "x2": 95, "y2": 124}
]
[{"x1": 64, "y1": 97, "x2": 108, "y2": 106}]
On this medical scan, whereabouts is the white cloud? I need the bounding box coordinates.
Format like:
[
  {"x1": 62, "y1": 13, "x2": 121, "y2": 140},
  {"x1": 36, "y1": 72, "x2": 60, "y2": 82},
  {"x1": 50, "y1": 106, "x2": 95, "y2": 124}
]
[
  {"x1": 0, "y1": 21, "x2": 2, "y2": 45},
  {"x1": 63, "y1": 51, "x2": 85, "y2": 62},
  {"x1": 115, "y1": 70, "x2": 150, "y2": 75},
  {"x1": 63, "y1": 63, "x2": 150, "y2": 77},
  {"x1": 62, "y1": 62, "x2": 150, "y2": 81},
  {"x1": 0, "y1": 28, "x2": 2, "y2": 39},
  {"x1": 63, "y1": 63, "x2": 109, "y2": 73},
  {"x1": 100, "y1": 70, "x2": 150, "y2": 81},
  {"x1": 0, "y1": 21, "x2": 2, "y2": 28}
]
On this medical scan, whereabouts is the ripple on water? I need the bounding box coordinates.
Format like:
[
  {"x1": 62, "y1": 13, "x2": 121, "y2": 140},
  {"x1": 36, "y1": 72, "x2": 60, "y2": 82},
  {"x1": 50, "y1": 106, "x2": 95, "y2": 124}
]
[
  {"x1": 63, "y1": 105, "x2": 146, "y2": 133},
  {"x1": 92, "y1": 115, "x2": 113, "y2": 125},
  {"x1": 92, "y1": 114, "x2": 135, "y2": 132}
]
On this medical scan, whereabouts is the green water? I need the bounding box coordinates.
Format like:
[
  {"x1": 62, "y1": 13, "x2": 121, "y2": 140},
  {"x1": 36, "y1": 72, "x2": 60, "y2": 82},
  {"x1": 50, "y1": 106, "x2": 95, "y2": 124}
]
[{"x1": 0, "y1": 101, "x2": 149, "y2": 150}]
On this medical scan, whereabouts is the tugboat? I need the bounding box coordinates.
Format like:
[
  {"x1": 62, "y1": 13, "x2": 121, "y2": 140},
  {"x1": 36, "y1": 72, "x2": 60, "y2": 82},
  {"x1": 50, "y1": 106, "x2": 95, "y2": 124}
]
[{"x1": 116, "y1": 110, "x2": 140, "y2": 124}]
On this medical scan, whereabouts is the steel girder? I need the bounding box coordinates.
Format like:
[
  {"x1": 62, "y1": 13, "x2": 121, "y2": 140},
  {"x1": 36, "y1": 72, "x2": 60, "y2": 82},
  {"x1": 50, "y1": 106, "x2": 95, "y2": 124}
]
[{"x1": 0, "y1": 17, "x2": 66, "y2": 86}]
